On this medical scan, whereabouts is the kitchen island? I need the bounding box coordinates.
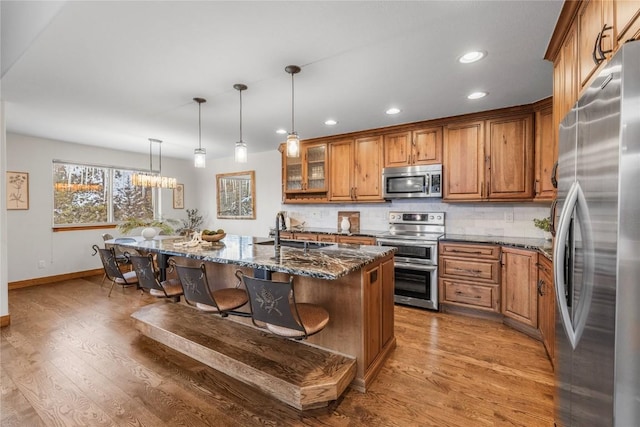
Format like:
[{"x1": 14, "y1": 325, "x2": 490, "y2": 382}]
[{"x1": 119, "y1": 235, "x2": 396, "y2": 409}]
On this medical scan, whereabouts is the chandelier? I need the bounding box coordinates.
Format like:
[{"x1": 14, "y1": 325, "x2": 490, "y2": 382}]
[
  {"x1": 285, "y1": 65, "x2": 301, "y2": 158},
  {"x1": 193, "y1": 97, "x2": 207, "y2": 168},
  {"x1": 131, "y1": 138, "x2": 177, "y2": 189}
]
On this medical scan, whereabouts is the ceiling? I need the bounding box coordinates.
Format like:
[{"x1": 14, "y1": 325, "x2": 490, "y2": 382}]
[{"x1": 1, "y1": 1, "x2": 563, "y2": 161}]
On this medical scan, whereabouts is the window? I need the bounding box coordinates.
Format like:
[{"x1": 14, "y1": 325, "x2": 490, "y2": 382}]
[{"x1": 53, "y1": 162, "x2": 155, "y2": 226}]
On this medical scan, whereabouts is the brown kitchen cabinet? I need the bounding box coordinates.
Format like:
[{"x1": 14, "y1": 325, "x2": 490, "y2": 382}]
[
  {"x1": 486, "y1": 114, "x2": 534, "y2": 200},
  {"x1": 578, "y1": 0, "x2": 613, "y2": 89},
  {"x1": 317, "y1": 234, "x2": 337, "y2": 243},
  {"x1": 293, "y1": 232, "x2": 318, "y2": 241},
  {"x1": 534, "y1": 99, "x2": 557, "y2": 201},
  {"x1": 537, "y1": 254, "x2": 556, "y2": 366},
  {"x1": 443, "y1": 114, "x2": 534, "y2": 202},
  {"x1": 283, "y1": 142, "x2": 328, "y2": 194},
  {"x1": 443, "y1": 121, "x2": 485, "y2": 201},
  {"x1": 501, "y1": 247, "x2": 538, "y2": 329},
  {"x1": 364, "y1": 256, "x2": 395, "y2": 368},
  {"x1": 546, "y1": 0, "x2": 640, "y2": 135},
  {"x1": 438, "y1": 242, "x2": 501, "y2": 313},
  {"x1": 337, "y1": 235, "x2": 376, "y2": 245},
  {"x1": 329, "y1": 136, "x2": 384, "y2": 202},
  {"x1": 383, "y1": 127, "x2": 442, "y2": 168}
]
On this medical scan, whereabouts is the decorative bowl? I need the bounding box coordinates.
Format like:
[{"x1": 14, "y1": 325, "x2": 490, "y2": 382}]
[{"x1": 201, "y1": 233, "x2": 226, "y2": 242}]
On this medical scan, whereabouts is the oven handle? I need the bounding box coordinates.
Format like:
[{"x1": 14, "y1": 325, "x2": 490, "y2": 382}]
[
  {"x1": 377, "y1": 239, "x2": 437, "y2": 247},
  {"x1": 394, "y1": 262, "x2": 437, "y2": 272}
]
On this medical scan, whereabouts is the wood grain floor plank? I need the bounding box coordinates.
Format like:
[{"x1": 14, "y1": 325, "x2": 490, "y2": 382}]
[{"x1": 2, "y1": 276, "x2": 555, "y2": 426}]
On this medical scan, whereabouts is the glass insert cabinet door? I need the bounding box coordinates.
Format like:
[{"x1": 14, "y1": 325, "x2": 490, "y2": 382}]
[{"x1": 284, "y1": 143, "x2": 327, "y2": 193}]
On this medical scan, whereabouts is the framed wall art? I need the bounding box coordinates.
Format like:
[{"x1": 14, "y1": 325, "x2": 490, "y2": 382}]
[
  {"x1": 173, "y1": 183, "x2": 184, "y2": 209},
  {"x1": 6, "y1": 171, "x2": 29, "y2": 210},
  {"x1": 216, "y1": 170, "x2": 255, "y2": 219}
]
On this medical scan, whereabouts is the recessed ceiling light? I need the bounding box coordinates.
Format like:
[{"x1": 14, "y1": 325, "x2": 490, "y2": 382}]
[
  {"x1": 467, "y1": 91, "x2": 488, "y2": 100},
  {"x1": 459, "y1": 50, "x2": 486, "y2": 64},
  {"x1": 324, "y1": 119, "x2": 338, "y2": 126},
  {"x1": 386, "y1": 107, "x2": 401, "y2": 115},
  {"x1": 276, "y1": 128, "x2": 287, "y2": 134}
]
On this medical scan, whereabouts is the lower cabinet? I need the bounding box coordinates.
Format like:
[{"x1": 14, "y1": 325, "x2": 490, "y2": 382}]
[
  {"x1": 285, "y1": 232, "x2": 375, "y2": 245},
  {"x1": 537, "y1": 254, "x2": 555, "y2": 365},
  {"x1": 440, "y1": 241, "x2": 555, "y2": 366},
  {"x1": 438, "y1": 242, "x2": 501, "y2": 313},
  {"x1": 501, "y1": 247, "x2": 538, "y2": 328},
  {"x1": 337, "y1": 235, "x2": 376, "y2": 245},
  {"x1": 364, "y1": 256, "x2": 395, "y2": 368}
]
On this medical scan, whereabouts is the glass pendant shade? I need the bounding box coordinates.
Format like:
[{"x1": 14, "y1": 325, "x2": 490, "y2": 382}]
[
  {"x1": 194, "y1": 147, "x2": 206, "y2": 168},
  {"x1": 235, "y1": 141, "x2": 247, "y2": 163},
  {"x1": 286, "y1": 132, "x2": 300, "y2": 158},
  {"x1": 193, "y1": 97, "x2": 207, "y2": 168},
  {"x1": 285, "y1": 65, "x2": 301, "y2": 158},
  {"x1": 233, "y1": 84, "x2": 248, "y2": 163}
]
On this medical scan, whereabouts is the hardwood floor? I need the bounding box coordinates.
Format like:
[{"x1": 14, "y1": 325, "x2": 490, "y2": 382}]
[{"x1": 1, "y1": 276, "x2": 555, "y2": 426}]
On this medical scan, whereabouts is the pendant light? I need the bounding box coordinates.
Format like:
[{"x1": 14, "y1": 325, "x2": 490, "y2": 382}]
[
  {"x1": 285, "y1": 65, "x2": 301, "y2": 158},
  {"x1": 193, "y1": 97, "x2": 207, "y2": 168},
  {"x1": 234, "y1": 83, "x2": 248, "y2": 163},
  {"x1": 131, "y1": 138, "x2": 177, "y2": 188}
]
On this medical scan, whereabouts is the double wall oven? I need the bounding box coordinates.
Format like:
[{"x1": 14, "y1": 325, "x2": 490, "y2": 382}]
[{"x1": 376, "y1": 212, "x2": 444, "y2": 310}]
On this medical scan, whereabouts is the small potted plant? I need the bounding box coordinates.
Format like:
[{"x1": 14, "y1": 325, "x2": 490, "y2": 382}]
[{"x1": 533, "y1": 217, "x2": 552, "y2": 240}]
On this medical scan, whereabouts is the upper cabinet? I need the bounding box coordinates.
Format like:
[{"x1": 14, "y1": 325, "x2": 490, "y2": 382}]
[
  {"x1": 443, "y1": 121, "x2": 485, "y2": 201},
  {"x1": 546, "y1": 0, "x2": 640, "y2": 118},
  {"x1": 282, "y1": 142, "x2": 328, "y2": 203},
  {"x1": 578, "y1": 0, "x2": 613, "y2": 88},
  {"x1": 534, "y1": 100, "x2": 557, "y2": 201},
  {"x1": 329, "y1": 136, "x2": 384, "y2": 202},
  {"x1": 486, "y1": 114, "x2": 534, "y2": 200},
  {"x1": 443, "y1": 113, "x2": 534, "y2": 202},
  {"x1": 383, "y1": 127, "x2": 442, "y2": 168}
]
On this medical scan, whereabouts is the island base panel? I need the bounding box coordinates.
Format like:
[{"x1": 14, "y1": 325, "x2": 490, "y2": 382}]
[{"x1": 131, "y1": 302, "x2": 356, "y2": 411}]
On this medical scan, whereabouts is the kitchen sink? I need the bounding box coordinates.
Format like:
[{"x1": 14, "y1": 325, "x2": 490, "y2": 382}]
[{"x1": 254, "y1": 239, "x2": 334, "y2": 249}]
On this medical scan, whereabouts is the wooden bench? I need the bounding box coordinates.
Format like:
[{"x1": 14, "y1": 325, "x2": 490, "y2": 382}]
[{"x1": 131, "y1": 302, "x2": 357, "y2": 410}]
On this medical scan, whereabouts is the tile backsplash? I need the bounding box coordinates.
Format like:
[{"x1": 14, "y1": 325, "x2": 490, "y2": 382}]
[{"x1": 283, "y1": 200, "x2": 552, "y2": 238}]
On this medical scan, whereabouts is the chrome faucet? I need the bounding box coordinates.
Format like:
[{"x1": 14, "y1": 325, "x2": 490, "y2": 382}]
[{"x1": 275, "y1": 211, "x2": 286, "y2": 254}]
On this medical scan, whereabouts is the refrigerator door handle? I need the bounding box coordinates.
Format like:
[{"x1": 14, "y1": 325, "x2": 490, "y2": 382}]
[{"x1": 554, "y1": 181, "x2": 595, "y2": 350}]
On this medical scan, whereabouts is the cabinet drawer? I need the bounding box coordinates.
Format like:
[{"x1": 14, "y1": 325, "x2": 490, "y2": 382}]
[
  {"x1": 317, "y1": 234, "x2": 337, "y2": 243},
  {"x1": 439, "y1": 243, "x2": 500, "y2": 260},
  {"x1": 293, "y1": 233, "x2": 319, "y2": 241},
  {"x1": 439, "y1": 279, "x2": 499, "y2": 311},
  {"x1": 439, "y1": 257, "x2": 501, "y2": 284}
]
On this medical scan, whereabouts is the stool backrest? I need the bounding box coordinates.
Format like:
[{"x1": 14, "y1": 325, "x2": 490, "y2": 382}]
[
  {"x1": 92, "y1": 244, "x2": 125, "y2": 282},
  {"x1": 242, "y1": 275, "x2": 305, "y2": 335},
  {"x1": 172, "y1": 262, "x2": 220, "y2": 310},
  {"x1": 128, "y1": 253, "x2": 163, "y2": 292}
]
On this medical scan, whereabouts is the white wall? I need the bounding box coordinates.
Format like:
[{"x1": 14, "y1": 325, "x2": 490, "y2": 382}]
[
  {"x1": 200, "y1": 150, "x2": 283, "y2": 238},
  {"x1": 5, "y1": 132, "x2": 199, "y2": 282},
  {"x1": 1, "y1": 102, "x2": 8, "y2": 318}
]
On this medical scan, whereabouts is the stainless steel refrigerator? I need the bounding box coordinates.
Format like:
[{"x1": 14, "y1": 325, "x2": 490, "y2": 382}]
[{"x1": 554, "y1": 40, "x2": 640, "y2": 426}]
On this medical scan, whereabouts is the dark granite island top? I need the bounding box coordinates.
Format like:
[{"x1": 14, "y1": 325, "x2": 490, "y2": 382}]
[{"x1": 117, "y1": 234, "x2": 395, "y2": 280}]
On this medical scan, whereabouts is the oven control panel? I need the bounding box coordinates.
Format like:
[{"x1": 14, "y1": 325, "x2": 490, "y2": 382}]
[{"x1": 388, "y1": 212, "x2": 444, "y2": 225}]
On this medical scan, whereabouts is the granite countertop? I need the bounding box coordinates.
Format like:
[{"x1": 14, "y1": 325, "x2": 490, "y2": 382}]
[
  {"x1": 116, "y1": 234, "x2": 395, "y2": 280},
  {"x1": 441, "y1": 234, "x2": 553, "y2": 260},
  {"x1": 280, "y1": 227, "x2": 386, "y2": 238}
]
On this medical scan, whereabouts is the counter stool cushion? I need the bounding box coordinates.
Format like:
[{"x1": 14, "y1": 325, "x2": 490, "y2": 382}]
[
  {"x1": 266, "y1": 303, "x2": 329, "y2": 338},
  {"x1": 159, "y1": 278, "x2": 184, "y2": 297},
  {"x1": 241, "y1": 274, "x2": 330, "y2": 340},
  {"x1": 172, "y1": 262, "x2": 248, "y2": 316},
  {"x1": 116, "y1": 271, "x2": 138, "y2": 286}
]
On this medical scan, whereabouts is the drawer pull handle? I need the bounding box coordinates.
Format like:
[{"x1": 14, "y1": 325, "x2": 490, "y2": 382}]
[
  {"x1": 453, "y1": 268, "x2": 482, "y2": 275},
  {"x1": 450, "y1": 249, "x2": 484, "y2": 255},
  {"x1": 455, "y1": 290, "x2": 481, "y2": 299}
]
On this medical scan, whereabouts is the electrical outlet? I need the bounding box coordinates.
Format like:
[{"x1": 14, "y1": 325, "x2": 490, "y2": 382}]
[
  {"x1": 504, "y1": 211, "x2": 514, "y2": 223},
  {"x1": 38, "y1": 260, "x2": 46, "y2": 269}
]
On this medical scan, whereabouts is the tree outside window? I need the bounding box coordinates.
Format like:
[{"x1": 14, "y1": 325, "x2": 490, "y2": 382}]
[{"x1": 53, "y1": 162, "x2": 155, "y2": 226}]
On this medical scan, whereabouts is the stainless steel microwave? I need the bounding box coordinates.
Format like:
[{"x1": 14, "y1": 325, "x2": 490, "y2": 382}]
[{"x1": 382, "y1": 164, "x2": 442, "y2": 199}]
